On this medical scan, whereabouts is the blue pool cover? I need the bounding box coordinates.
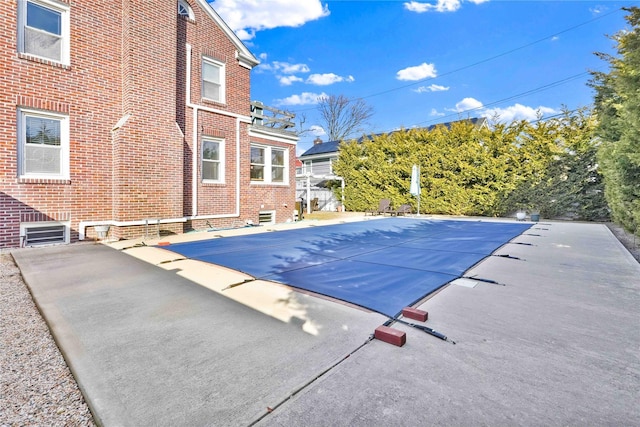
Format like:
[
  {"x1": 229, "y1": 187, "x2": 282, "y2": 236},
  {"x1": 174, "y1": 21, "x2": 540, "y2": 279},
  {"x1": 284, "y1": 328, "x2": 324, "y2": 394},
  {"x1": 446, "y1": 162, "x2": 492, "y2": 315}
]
[{"x1": 163, "y1": 218, "x2": 531, "y2": 318}]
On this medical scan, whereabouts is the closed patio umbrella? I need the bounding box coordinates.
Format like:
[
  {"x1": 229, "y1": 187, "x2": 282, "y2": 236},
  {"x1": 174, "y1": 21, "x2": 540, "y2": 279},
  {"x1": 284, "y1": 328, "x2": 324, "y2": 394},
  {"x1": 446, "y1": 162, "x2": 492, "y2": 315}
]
[{"x1": 410, "y1": 164, "x2": 420, "y2": 215}]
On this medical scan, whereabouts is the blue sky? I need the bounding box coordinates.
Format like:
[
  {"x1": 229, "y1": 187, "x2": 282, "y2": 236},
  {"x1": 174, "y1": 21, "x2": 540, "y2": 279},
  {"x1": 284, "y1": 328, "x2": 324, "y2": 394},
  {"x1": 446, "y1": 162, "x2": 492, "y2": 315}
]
[{"x1": 209, "y1": 0, "x2": 637, "y2": 154}]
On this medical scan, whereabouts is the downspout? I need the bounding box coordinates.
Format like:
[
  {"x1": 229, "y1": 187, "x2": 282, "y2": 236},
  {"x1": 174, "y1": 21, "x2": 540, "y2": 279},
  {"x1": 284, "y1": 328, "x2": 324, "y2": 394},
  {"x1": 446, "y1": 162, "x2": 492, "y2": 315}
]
[
  {"x1": 186, "y1": 44, "x2": 198, "y2": 217},
  {"x1": 79, "y1": 44, "x2": 250, "y2": 240},
  {"x1": 236, "y1": 117, "x2": 241, "y2": 213},
  {"x1": 185, "y1": 43, "x2": 250, "y2": 220}
]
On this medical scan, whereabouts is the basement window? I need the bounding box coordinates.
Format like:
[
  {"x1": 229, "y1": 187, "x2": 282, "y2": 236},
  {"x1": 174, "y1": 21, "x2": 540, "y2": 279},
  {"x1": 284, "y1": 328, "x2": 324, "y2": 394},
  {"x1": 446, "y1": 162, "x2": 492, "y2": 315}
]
[
  {"x1": 258, "y1": 211, "x2": 275, "y2": 225},
  {"x1": 20, "y1": 221, "x2": 69, "y2": 246}
]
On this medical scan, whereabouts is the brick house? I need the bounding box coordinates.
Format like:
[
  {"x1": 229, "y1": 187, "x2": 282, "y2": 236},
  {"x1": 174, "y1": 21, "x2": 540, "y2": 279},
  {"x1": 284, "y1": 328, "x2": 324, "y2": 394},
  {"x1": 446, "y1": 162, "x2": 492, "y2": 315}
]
[{"x1": 1, "y1": 0, "x2": 298, "y2": 248}]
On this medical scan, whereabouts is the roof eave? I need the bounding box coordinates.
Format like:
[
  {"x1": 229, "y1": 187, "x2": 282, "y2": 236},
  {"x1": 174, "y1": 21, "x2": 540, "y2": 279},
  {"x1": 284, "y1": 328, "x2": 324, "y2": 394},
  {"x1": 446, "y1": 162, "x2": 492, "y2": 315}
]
[{"x1": 197, "y1": 0, "x2": 260, "y2": 69}]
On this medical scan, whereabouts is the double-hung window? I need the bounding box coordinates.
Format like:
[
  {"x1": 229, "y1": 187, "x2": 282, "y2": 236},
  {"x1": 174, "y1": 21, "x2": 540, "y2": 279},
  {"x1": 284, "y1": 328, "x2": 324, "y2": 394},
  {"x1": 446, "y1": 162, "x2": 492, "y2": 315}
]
[
  {"x1": 18, "y1": 108, "x2": 70, "y2": 180},
  {"x1": 271, "y1": 148, "x2": 285, "y2": 183},
  {"x1": 202, "y1": 137, "x2": 224, "y2": 183},
  {"x1": 202, "y1": 57, "x2": 225, "y2": 103},
  {"x1": 18, "y1": 0, "x2": 70, "y2": 65},
  {"x1": 250, "y1": 145, "x2": 288, "y2": 184}
]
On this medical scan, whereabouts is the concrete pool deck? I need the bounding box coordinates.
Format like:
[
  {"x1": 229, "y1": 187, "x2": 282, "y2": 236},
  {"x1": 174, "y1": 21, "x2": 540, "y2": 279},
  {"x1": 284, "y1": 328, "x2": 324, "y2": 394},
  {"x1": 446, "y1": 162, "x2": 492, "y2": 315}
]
[{"x1": 12, "y1": 216, "x2": 640, "y2": 426}]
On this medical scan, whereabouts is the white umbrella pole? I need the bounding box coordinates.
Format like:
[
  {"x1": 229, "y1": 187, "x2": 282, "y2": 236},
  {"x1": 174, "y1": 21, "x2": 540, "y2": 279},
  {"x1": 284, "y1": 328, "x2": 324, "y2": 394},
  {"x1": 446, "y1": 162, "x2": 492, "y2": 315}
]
[
  {"x1": 411, "y1": 164, "x2": 421, "y2": 216},
  {"x1": 306, "y1": 174, "x2": 311, "y2": 215}
]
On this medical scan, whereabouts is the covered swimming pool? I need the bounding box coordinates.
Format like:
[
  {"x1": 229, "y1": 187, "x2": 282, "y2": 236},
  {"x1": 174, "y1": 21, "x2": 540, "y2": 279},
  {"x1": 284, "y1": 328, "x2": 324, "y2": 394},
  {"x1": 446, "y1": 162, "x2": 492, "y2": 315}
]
[{"x1": 162, "y1": 218, "x2": 532, "y2": 318}]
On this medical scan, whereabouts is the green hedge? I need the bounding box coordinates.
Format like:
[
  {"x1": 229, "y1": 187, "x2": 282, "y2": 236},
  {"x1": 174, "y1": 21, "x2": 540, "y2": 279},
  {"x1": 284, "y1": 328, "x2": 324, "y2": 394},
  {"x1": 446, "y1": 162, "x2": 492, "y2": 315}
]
[{"x1": 332, "y1": 110, "x2": 609, "y2": 220}]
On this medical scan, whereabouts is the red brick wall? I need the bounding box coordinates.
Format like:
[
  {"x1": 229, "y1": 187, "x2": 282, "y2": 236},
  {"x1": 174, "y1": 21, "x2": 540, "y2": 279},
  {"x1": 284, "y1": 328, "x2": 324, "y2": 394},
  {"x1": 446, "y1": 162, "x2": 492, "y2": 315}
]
[
  {"x1": 113, "y1": 0, "x2": 183, "y2": 230},
  {"x1": 241, "y1": 134, "x2": 297, "y2": 224},
  {"x1": 182, "y1": 2, "x2": 297, "y2": 231},
  {"x1": 1, "y1": 0, "x2": 121, "y2": 247},
  {"x1": 0, "y1": 0, "x2": 297, "y2": 248}
]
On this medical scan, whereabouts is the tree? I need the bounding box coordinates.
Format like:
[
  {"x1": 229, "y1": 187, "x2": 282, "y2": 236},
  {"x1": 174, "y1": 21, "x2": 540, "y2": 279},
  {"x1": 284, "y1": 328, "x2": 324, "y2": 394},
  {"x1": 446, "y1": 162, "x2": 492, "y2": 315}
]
[
  {"x1": 503, "y1": 108, "x2": 607, "y2": 220},
  {"x1": 590, "y1": 6, "x2": 640, "y2": 235},
  {"x1": 333, "y1": 113, "x2": 608, "y2": 220},
  {"x1": 317, "y1": 94, "x2": 374, "y2": 141}
]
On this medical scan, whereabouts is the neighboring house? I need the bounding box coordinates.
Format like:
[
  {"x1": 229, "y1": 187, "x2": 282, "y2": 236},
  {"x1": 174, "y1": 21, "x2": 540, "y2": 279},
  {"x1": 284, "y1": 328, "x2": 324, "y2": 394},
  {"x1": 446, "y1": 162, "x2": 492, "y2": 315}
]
[
  {"x1": 1, "y1": 0, "x2": 298, "y2": 248},
  {"x1": 296, "y1": 118, "x2": 487, "y2": 211},
  {"x1": 296, "y1": 138, "x2": 343, "y2": 212}
]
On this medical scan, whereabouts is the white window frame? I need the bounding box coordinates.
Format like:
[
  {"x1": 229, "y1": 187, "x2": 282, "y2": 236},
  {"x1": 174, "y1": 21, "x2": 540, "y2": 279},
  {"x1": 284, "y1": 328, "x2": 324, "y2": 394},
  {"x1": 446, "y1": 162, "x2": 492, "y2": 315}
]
[
  {"x1": 20, "y1": 221, "x2": 70, "y2": 247},
  {"x1": 201, "y1": 137, "x2": 224, "y2": 183},
  {"x1": 177, "y1": 0, "x2": 194, "y2": 19},
  {"x1": 17, "y1": 0, "x2": 70, "y2": 65},
  {"x1": 202, "y1": 57, "x2": 225, "y2": 103},
  {"x1": 17, "y1": 108, "x2": 70, "y2": 180},
  {"x1": 250, "y1": 144, "x2": 289, "y2": 185}
]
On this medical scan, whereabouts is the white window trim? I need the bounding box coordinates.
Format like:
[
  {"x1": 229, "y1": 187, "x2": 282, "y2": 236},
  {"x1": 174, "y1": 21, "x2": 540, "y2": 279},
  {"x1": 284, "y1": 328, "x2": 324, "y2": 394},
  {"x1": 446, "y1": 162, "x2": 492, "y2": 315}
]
[
  {"x1": 177, "y1": 0, "x2": 194, "y2": 20},
  {"x1": 202, "y1": 137, "x2": 225, "y2": 184},
  {"x1": 17, "y1": 108, "x2": 70, "y2": 180},
  {"x1": 250, "y1": 144, "x2": 289, "y2": 185},
  {"x1": 17, "y1": 0, "x2": 71, "y2": 65},
  {"x1": 20, "y1": 221, "x2": 70, "y2": 247},
  {"x1": 202, "y1": 56, "x2": 226, "y2": 104}
]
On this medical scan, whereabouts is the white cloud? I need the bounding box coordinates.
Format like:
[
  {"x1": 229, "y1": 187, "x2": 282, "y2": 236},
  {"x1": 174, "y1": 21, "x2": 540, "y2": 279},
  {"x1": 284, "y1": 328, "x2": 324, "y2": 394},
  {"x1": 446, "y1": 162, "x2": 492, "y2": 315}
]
[
  {"x1": 454, "y1": 97, "x2": 484, "y2": 112},
  {"x1": 481, "y1": 104, "x2": 558, "y2": 122},
  {"x1": 257, "y1": 60, "x2": 311, "y2": 85},
  {"x1": 396, "y1": 62, "x2": 437, "y2": 81},
  {"x1": 404, "y1": 0, "x2": 488, "y2": 13},
  {"x1": 275, "y1": 92, "x2": 328, "y2": 106},
  {"x1": 414, "y1": 84, "x2": 449, "y2": 93},
  {"x1": 210, "y1": 0, "x2": 330, "y2": 40},
  {"x1": 234, "y1": 28, "x2": 254, "y2": 40},
  {"x1": 446, "y1": 97, "x2": 558, "y2": 122},
  {"x1": 404, "y1": 0, "x2": 461, "y2": 13},
  {"x1": 264, "y1": 61, "x2": 310, "y2": 74},
  {"x1": 279, "y1": 75, "x2": 304, "y2": 86},
  {"x1": 280, "y1": 62, "x2": 310, "y2": 74},
  {"x1": 309, "y1": 125, "x2": 326, "y2": 136},
  {"x1": 306, "y1": 73, "x2": 355, "y2": 86},
  {"x1": 430, "y1": 108, "x2": 446, "y2": 117}
]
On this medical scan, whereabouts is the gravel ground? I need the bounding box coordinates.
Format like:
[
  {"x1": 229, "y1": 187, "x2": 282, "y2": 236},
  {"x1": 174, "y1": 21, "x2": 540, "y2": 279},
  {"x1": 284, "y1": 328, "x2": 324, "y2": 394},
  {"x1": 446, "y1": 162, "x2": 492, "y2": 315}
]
[
  {"x1": 0, "y1": 252, "x2": 95, "y2": 427},
  {"x1": 605, "y1": 222, "x2": 640, "y2": 262},
  {"x1": 0, "y1": 220, "x2": 637, "y2": 426}
]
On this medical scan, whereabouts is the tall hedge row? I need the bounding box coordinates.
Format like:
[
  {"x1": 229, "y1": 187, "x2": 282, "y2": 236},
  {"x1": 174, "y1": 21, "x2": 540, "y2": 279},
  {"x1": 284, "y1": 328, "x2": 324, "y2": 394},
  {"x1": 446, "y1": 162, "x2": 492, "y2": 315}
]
[
  {"x1": 332, "y1": 109, "x2": 609, "y2": 220},
  {"x1": 590, "y1": 7, "x2": 640, "y2": 235}
]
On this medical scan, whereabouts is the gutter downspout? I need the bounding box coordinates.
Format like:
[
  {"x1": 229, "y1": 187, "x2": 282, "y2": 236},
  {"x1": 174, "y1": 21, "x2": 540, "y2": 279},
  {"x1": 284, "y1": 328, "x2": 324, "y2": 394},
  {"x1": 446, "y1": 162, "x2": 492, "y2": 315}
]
[
  {"x1": 79, "y1": 44, "x2": 251, "y2": 240},
  {"x1": 185, "y1": 43, "x2": 249, "y2": 220},
  {"x1": 186, "y1": 44, "x2": 198, "y2": 217}
]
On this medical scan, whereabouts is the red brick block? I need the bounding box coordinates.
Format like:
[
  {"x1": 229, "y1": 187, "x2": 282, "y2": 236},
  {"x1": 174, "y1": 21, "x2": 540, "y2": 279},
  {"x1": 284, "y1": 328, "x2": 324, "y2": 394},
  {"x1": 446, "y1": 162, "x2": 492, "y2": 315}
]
[
  {"x1": 402, "y1": 307, "x2": 428, "y2": 322},
  {"x1": 374, "y1": 326, "x2": 406, "y2": 347}
]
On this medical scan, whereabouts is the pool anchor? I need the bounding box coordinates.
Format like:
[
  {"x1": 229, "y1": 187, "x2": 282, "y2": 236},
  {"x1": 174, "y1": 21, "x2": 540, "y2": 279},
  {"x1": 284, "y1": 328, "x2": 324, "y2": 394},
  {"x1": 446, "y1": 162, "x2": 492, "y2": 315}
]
[{"x1": 385, "y1": 318, "x2": 456, "y2": 345}]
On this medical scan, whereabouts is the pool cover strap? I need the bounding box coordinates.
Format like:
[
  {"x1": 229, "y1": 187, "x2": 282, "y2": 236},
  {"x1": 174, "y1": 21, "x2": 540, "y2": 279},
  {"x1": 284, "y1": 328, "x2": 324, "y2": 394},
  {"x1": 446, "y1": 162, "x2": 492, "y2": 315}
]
[{"x1": 162, "y1": 218, "x2": 532, "y2": 318}]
